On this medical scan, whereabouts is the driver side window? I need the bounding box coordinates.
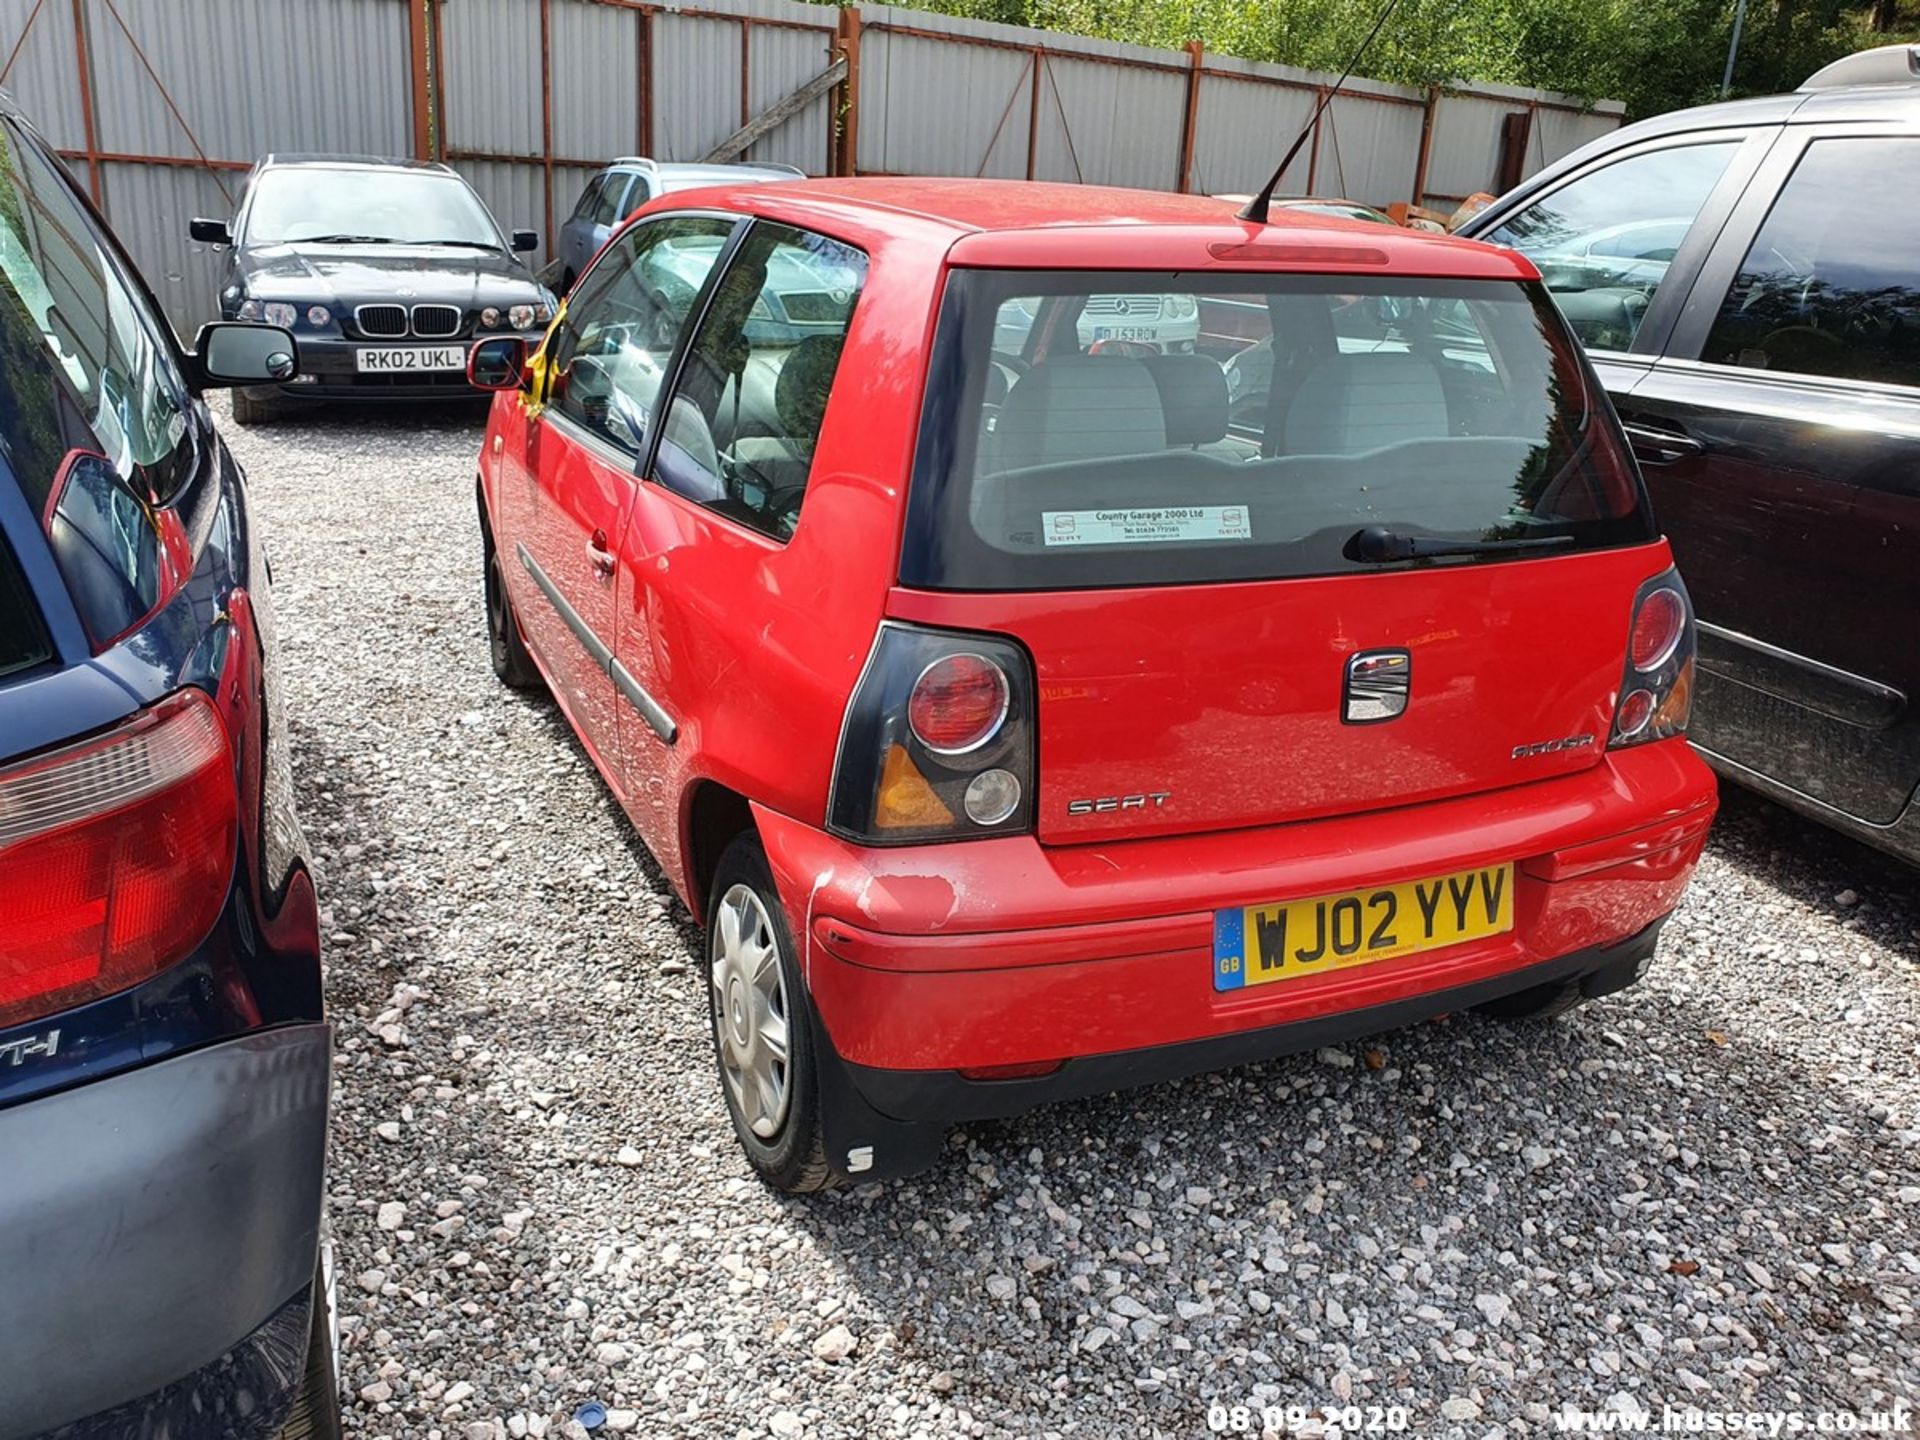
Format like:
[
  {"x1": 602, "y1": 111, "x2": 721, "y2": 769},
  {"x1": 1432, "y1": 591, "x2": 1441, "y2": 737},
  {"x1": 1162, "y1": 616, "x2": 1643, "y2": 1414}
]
[
  {"x1": 547, "y1": 215, "x2": 737, "y2": 457},
  {"x1": 1484, "y1": 142, "x2": 1736, "y2": 354},
  {"x1": 650, "y1": 221, "x2": 867, "y2": 542}
]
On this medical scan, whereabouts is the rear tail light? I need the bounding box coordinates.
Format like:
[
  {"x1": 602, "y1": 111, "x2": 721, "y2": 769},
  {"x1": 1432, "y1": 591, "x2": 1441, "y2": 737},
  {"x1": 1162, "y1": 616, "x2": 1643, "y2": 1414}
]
[
  {"x1": 829, "y1": 623, "x2": 1036, "y2": 844},
  {"x1": 0, "y1": 690, "x2": 236, "y2": 1028},
  {"x1": 1610, "y1": 572, "x2": 1695, "y2": 750},
  {"x1": 908, "y1": 653, "x2": 1009, "y2": 754},
  {"x1": 1628, "y1": 587, "x2": 1685, "y2": 671}
]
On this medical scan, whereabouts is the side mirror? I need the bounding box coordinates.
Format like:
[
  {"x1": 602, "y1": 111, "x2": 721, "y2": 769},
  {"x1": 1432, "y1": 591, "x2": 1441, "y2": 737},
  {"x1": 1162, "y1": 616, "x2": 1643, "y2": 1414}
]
[
  {"x1": 468, "y1": 336, "x2": 529, "y2": 391},
  {"x1": 190, "y1": 322, "x2": 297, "y2": 390},
  {"x1": 511, "y1": 229, "x2": 538, "y2": 253},
  {"x1": 189, "y1": 216, "x2": 232, "y2": 246}
]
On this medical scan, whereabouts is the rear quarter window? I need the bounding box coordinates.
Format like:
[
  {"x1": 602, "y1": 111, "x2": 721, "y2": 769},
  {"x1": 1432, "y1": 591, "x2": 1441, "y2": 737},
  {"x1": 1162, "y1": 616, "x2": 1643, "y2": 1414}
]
[
  {"x1": 903, "y1": 269, "x2": 1653, "y2": 591},
  {"x1": 0, "y1": 529, "x2": 50, "y2": 678}
]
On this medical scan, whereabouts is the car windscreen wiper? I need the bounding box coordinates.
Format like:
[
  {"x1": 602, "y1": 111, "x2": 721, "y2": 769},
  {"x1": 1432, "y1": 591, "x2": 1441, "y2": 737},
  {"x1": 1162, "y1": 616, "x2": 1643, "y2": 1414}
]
[
  {"x1": 289, "y1": 233, "x2": 393, "y2": 245},
  {"x1": 1344, "y1": 525, "x2": 1577, "y2": 564},
  {"x1": 414, "y1": 238, "x2": 503, "y2": 251}
]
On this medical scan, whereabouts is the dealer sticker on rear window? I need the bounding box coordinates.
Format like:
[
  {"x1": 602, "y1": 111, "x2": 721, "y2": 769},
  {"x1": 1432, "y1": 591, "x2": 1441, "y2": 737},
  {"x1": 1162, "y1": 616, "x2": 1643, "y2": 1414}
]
[{"x1": 1039, "y1": 506, "x2": 1251, "y2": 547}]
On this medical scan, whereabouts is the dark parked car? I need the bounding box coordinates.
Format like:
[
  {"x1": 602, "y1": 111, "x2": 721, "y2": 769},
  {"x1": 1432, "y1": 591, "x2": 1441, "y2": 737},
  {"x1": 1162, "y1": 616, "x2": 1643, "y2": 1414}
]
[
  {"x1": 553, "y1": 157, "x2": 804, "y2": 292},
  {"x1": 1458, "y1": 44, "x2": 1920, "y2": 867},
  {"x1": 191, "y1": 154, "x2": 555, "y2": 423},
  {"x1": 0, "y1": 95, "x2": 334, "y2": 1437}
]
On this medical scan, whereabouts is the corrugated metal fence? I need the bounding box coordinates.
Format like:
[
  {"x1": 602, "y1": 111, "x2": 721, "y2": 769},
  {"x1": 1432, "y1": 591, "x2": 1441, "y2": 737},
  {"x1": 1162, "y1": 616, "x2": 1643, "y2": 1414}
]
[
  {"x1": 0, "y1": 0, "x2": 1623, "y2": 334},
  {"x1": 0, "y1": 0, "x2": 419, "y2": 332}
]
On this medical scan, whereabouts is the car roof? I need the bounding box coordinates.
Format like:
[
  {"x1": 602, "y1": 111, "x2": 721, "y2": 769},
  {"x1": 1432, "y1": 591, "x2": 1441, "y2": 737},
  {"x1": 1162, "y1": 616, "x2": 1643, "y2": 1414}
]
[
  {"x1": 640, "y1": 177, "x2": 1535, "y2": 279},
  {"x1": 609, "y1": 159, "x2": 802, "y2": 184},
  {"x1": 259, "y1": 153, "x2": 456, "y2": 175},
  {"x1": 1461, "y1": 72, "x2": 1920, "y2": 238},
  {"x1": 1527, "y1": 68, "x2": 1920, "y2": 155}
]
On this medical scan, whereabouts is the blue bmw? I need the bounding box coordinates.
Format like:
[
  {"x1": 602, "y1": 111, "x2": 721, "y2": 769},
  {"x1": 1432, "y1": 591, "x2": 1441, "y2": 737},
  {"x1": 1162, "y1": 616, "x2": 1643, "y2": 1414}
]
[{"x1": 0, "y1": 94, "x2": 337, "y2": 1437}]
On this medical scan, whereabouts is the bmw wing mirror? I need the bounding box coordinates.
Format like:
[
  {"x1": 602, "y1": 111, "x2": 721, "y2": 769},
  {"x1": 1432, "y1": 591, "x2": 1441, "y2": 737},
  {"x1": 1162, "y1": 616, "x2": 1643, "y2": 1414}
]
[
  {"x1": 189, "y1": 321, "x2": 297, "y2": 391},
  {"x1": 189, "y1": 216, "x2": 233, "y2": 246},
  {"x1": 511, "y1": 229, "x2": 538, "y2": 253},
  {"x1": 468, "y1": 336, "x2": 529, "y2": 391}
]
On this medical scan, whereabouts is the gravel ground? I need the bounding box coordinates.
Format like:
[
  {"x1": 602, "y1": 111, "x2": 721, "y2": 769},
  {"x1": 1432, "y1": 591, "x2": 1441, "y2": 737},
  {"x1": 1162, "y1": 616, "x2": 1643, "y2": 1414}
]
[{"x1": 226, "y1": 397, "x2": 1920, "y2": 1440}]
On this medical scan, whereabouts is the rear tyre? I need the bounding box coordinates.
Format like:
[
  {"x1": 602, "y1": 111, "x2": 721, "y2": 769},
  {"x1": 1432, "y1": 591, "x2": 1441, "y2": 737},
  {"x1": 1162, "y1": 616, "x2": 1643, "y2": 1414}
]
[
  {"x1": 1474, "y1": 977, "x2": 1586, "y2": 1022},
  {"x1": 275, "y1": 1255, "x2": 342, "y2": 1439},
  {"x1": 484, "y1": 537, "x2": 542, "y2": 690},
  {"x1": 229, "y1": 386, "x2": 282, "y2": 426},
  {"x1": 707, "y1": 833, "x2": 835, "y2": 1194}
]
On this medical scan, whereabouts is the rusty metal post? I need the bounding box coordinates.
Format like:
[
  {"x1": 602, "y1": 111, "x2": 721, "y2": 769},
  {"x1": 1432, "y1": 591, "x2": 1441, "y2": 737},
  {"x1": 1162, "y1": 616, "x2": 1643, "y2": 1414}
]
[
  {"x1": 1176, "y1": 38, "x2": 1202, "y2": 193},
  {"x1": 638, "y1": 7, "x2": 654, "y2": 155},
  {"x1": 431, "y1": 0, "x2": 447, "y2": 158},
  {"x1": 1025, "y1": 48, "x2": 1042, "y2": 180},
  {"x1": 740, "y1": 18, "x2": 751, "y2": 134},
  {"x1": 69, "y1": 0, "x2": 103, "y2": 203},
  {"x1": 832, "y1": 5, "x2": 861, "y2": 176},
  {"x1": 409, "y1": 0, "x2": 432, "y2": 160},
  {"x1": 539, "y1": 0, "x2": 555, "y2": 250},
  {"x1": 1411, "y1": 84, "x2": 1437, "y2": 206}
]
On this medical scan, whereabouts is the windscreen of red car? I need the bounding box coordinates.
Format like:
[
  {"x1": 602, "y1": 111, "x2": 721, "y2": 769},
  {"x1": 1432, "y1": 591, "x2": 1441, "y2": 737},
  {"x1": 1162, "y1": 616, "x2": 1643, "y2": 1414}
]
[{"x1": 901, "y1": 271, "x2": 1652, "y2": 590}]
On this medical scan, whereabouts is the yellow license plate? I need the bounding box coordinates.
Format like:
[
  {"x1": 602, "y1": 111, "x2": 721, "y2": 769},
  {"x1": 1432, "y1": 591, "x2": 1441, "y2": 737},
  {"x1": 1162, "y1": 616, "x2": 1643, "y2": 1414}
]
[{"x1": 1212, "y1": 864, "x2": 1514, "y2": 992}]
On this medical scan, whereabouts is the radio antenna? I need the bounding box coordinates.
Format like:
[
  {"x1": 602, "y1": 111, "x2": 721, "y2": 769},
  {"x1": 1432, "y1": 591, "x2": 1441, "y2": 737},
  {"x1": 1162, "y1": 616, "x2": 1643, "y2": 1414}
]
[{"x1": 1238, "y1": 0, "x2": 1406, "y2": 225}]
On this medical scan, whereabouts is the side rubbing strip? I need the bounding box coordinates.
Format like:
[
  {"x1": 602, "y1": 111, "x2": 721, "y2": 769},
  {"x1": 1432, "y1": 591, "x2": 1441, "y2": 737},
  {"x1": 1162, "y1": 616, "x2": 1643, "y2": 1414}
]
[
  {"x1": 516, "y1": 543, "x2": 677, "y2": 745},
  {"x1": 612, "y1": 658, "x2": 678, "y2": 744}
]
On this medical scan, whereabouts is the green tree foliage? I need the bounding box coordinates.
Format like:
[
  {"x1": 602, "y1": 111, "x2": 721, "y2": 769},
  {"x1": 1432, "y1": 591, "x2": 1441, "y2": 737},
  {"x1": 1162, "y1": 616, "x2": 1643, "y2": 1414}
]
[{"x1": 863, "y1": 0, "x2": 1920, "y2": 118}]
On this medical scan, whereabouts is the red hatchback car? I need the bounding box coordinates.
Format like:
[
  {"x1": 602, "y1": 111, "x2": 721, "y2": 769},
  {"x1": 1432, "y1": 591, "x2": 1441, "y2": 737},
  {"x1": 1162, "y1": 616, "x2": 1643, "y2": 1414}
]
[{"x1": 468, "y1": 179, "x2": 1717, "y2": 1192}]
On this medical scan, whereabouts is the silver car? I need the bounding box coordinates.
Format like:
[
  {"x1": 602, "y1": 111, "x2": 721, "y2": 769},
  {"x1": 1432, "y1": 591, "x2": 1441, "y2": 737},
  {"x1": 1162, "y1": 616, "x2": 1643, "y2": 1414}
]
[{"x1": 552, "y1": 157, "x2": 804, "y2": 292}]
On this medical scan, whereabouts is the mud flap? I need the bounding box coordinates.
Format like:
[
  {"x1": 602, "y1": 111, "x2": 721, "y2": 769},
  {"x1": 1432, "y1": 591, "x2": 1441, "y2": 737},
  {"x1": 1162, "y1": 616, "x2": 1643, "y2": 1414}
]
[{"x1": 806, "y1": 1006, "x2": 948, "y2": 1184}]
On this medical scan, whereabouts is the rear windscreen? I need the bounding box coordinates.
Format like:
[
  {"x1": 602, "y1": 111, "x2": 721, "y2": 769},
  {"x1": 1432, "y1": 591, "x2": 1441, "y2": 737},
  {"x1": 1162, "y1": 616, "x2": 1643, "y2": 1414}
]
[{"x1": 901, "y1": 270, "x2": 1654, "y2": 591}]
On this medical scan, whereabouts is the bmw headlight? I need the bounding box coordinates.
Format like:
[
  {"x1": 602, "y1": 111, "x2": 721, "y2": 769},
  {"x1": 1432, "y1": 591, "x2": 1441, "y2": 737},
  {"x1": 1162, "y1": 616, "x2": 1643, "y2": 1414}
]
[
  {"x1": 262, "y1": 301, "x2": 297, "y2": 328},
  {"x1": 509, "y1": 301, "x2": 554, "y2": 330},
  {"x1": 480, "y1": 306, "x2": 504, "y2": 329},
  {"x1": 306, "y1": 305, "x2": 332, "y2": 327},
  {"x1": 237, "y1": 297, "x2": 263, "y2": 322}
]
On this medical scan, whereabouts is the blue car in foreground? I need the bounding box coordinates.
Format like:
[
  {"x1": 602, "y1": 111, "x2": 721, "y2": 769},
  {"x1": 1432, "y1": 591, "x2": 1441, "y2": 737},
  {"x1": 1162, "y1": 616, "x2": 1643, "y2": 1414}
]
[{"x1": 0, "y1": 94, "x2": 337, "y2": 1437}]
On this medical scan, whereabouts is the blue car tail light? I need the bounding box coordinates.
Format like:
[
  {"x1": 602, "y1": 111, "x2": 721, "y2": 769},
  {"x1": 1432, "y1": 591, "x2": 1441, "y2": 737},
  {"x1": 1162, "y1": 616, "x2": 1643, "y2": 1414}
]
[{"x1": 0, "y1": 689, "x2": 236, "y2": 1028}]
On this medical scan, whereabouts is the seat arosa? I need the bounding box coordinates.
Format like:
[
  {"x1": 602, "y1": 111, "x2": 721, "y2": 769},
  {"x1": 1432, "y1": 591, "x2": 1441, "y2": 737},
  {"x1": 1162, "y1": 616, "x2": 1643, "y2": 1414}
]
[
  {"x1": 0, "y1": 96, "x2": 334, "y2": 1438},
  {"x1": 468, "y1": 178, "x2": 1718, "y2": 1191}
]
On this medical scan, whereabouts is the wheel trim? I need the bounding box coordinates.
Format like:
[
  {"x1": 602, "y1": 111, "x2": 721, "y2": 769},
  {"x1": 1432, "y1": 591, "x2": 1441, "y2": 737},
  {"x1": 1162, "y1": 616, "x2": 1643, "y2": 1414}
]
[{"x1": 712, "y1": 883, "x2": 792, "y2": 1139}]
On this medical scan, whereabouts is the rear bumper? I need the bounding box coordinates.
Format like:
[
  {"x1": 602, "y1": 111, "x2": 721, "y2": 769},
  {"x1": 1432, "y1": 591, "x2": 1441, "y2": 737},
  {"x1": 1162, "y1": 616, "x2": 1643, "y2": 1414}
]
[
  {"x1": 754, "y1": 740, "x2": 1715, "y2": 1143},
  {"x1": 844, "y1": 919, "x2": 1664, "y2": 1125},
  {"x1": 0, "y1": 1024, "x2": 332, "y2": 1440}
]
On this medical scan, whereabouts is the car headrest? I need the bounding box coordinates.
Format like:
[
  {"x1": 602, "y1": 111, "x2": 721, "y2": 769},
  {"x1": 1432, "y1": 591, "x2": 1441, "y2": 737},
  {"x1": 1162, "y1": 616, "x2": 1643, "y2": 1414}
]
[
  {"x1": 774, "y1": 334, "x2": 843, "y2": 442},
  {"x1": 996, "y1": 357, "x2": 1166, "y2": 471},
  {"x1": 1142, "y1": 354, "x2": 1229, "y2": 447},
  {"x1": 1284, "y1": 352, "x2": 1449, "y2": 455}
]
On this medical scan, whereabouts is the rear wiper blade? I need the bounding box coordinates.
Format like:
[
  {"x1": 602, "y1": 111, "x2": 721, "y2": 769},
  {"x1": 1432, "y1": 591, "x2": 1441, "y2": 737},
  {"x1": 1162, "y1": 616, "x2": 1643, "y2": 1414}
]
[{"x1": 1344, "y1": 525, "x2": 1576, "y2": 563}]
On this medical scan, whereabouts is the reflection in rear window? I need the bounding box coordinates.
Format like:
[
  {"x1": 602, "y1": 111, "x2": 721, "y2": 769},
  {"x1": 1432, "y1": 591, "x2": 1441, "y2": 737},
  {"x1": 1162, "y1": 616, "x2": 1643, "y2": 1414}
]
[
  {"x1": 0, "y1": 531, "x2": 50, "y2": 679},
  {"x1": 902, "y1": 271, "x2": 1653, "y2": 591}
]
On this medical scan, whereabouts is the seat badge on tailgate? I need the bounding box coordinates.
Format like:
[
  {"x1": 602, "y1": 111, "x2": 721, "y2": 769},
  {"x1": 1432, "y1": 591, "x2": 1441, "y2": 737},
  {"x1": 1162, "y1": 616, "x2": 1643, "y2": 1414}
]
[{"x1": 1343, "y1": 649, "x2": 1411, "y2": 724}]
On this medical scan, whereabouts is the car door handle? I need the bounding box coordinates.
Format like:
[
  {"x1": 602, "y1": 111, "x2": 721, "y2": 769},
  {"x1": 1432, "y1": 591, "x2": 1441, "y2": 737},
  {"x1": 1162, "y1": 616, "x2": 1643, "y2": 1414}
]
[
  {"x1": 586, "y1": 529, "x2": 615, "y2": 580},
  {"x1": 1622, "y1": 422, "x2": 1706, "y2": 466}
]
